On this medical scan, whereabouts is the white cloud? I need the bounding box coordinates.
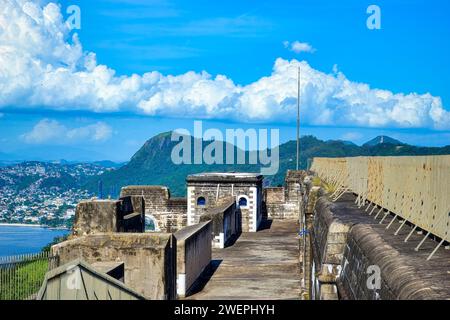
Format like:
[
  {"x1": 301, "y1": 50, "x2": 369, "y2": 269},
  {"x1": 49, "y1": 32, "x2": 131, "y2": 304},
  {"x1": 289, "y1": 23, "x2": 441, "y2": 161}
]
[
  {"x1": 283, "y1": 40, "x2": 316, "y2": 54},
  {"x1": 1, "y1": 1, "x2": 450, "y2": 130},
  {"x1": 22, "y1": 119, "x2": 112, "y2": 144}
]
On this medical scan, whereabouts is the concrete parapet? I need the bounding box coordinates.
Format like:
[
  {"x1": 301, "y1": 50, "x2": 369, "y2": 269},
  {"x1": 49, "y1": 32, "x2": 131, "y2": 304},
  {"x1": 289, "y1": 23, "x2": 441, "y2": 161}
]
[
  {"x1": 73, "y1": 197, "x2": 145, "y2": 237},
  {"x1": 200, "y1": 197, "x2": 240, "y2": 248},
  {"x1": 311, "y1": 193, "x2": 449, "y2": 300},
  {"x1": 339, "y1": 224, "x2": 443, "y2": 300},
  {"x1": 51, "y1": 233, "x2": 177, "y2": 300},
  {"x1": 174, "y1": 221, "x2": 212, "y2": 298}
]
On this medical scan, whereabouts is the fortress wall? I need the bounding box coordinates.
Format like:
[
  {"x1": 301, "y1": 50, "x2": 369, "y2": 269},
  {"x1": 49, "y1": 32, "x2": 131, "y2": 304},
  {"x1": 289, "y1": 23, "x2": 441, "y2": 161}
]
[
  {"x1": 73, "y1": 197, "x2": 145, "y2": 237},
  {"x1": 199, "y1": 197, "x2": 240, "y2": 248},
  {"x1": 310, "y1": 197, "x2": 350, "y2": 300},
  {"x1": 310, "y1": 194, "x2": 447, "y2": 300},
  {"x1": 338, "y1": 224, "x2": 441, "y2": 300},
  {"x1": 120, "y1": 186, "x2": 187, "y2": 233},
  {"x1": 263, "y1": 170, "x2": 308, "y2": 220},
  {"x1": 51, "y1": 233, "x2": 177, "y2": 300},
  {"x1": 264, "y1": 187, "x2": 298, "y2": 220},
  {"x1": 174, "y1": 221, "x2": 212, "y2": 298},
  {"x1": 311, "y1": 156, "x2": 450, "y2": 241}
]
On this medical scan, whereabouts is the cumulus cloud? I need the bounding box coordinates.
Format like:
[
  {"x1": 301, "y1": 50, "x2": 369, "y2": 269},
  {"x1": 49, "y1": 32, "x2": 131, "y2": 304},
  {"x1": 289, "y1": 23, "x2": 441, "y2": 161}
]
[
  {"x1": 22, "y1": 119, "x2": 112, "y2": 144},
  {"x1": 1, "y1": 1, "x2": 450, "y2": 130},
  {"x1": 283, "y1": 40, "x2": 316, "y2": 54}
]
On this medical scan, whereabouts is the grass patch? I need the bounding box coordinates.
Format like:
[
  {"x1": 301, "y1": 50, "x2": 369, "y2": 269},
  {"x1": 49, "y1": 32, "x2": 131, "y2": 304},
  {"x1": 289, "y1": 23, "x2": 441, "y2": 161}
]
[{"x1": 0, "y1": 257, "x2": 50, "y2": 300}]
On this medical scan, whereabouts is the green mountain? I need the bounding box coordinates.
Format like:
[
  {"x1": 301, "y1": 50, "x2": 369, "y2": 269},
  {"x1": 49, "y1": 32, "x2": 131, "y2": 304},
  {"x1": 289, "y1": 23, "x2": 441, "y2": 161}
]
[
  {"x1": 363, "y1": 135, "x2": 404, "y2": 147},
  {"x1": 85, "y1": 132, "x2": 450, "y2": 197}
]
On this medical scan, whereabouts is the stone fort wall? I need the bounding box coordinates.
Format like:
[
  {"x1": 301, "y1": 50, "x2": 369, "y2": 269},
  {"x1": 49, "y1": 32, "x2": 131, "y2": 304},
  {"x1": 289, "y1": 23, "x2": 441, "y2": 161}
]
[{"x1": 120, "y1": 186, "x2": 187, "y2": 233}]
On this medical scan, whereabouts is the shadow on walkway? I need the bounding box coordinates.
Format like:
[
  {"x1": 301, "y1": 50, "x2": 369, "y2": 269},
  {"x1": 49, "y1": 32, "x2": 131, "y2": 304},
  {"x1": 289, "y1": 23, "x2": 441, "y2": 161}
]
[{"x1": 186, "y1": 259, "x2": 222, "y2": 297}]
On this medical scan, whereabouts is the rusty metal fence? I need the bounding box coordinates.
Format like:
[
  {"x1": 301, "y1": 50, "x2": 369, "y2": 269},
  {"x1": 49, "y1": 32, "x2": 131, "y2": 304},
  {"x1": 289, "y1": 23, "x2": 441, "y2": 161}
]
[
  {"x1": 0, "y1": 252, "x2": 59, "y2": 300},
  {"x1": 311, "y1": 156, "x2": 450, "y2": 242}
]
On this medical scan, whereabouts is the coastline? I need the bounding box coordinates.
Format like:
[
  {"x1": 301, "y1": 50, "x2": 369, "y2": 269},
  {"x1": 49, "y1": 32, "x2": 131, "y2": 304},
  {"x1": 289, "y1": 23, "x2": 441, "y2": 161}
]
[
  {"x1": 0, "y1": 223, "x2": 44, "y2": 227},
  {"x1": 0, "y1": 223, "x2": 70, "y2": 230}
]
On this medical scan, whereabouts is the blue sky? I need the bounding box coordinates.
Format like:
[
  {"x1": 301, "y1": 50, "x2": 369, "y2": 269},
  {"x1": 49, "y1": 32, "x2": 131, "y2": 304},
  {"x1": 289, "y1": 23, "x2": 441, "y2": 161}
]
[{"x1": 0, "y1": 0, "x2": 450, "y2": 161}]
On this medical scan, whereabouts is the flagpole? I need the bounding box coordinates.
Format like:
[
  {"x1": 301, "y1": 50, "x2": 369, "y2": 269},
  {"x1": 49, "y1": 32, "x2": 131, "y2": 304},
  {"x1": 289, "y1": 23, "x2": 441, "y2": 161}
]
[{"x1": 296, "y1": 66, "x2": 300, "y2": 171}]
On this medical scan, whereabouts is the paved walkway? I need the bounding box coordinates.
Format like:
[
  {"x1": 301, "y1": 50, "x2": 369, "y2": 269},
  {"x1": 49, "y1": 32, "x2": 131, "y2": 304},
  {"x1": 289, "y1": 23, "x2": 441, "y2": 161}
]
[{"x1": 187, "y1": 220, "x2": 302, "y2": 300}]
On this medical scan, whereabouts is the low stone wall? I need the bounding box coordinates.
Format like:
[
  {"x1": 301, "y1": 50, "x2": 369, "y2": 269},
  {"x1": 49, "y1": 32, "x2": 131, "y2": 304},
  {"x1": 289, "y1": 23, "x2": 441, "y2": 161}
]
[
  {"x1": 200, "y1": 197, "x2": 240, "y2": 248},
  {"x1": 339, "y1": 225, "x2": 442, "y2": 300},
  {"x1": 310, "y1": 194, "x2": 448, "y2": 300},
  {"x1": 73, "y1": 196, "x2": 144, "y2": 237},
  {"x1": 51, "y1": 233, "x2": 177, "y2": 300},
  {"x1": 264, "y1": 187, "x2": 299, "y2": 220},
  {"x1": 263, "y1": 171, "x2": 309, "y2": 220},
  {"x1": 174, "y1": 221, "x2": 212, "y2": 297},
  {"x1": 311, "y1": 196, "x2": 349, "y2": 300}
]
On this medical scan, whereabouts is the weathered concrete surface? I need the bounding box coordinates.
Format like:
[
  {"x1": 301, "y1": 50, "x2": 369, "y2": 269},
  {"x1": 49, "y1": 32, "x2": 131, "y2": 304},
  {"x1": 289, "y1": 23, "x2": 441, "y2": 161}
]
[
  {"x1": 312, "y1": 193, "x2": 450, "y2": 300},
  {"x1": 73, "y1": 197, "x2": 144, "y2": 236},
  {"x1": 174, "y1": 221, "x2": 212, "y2": 298},
  {"x1": 51, "y1": 233, "x2": 177, "y2": 300},
  {"x1": 187, "y1": 220, "x2": 302, "y2": 300}
]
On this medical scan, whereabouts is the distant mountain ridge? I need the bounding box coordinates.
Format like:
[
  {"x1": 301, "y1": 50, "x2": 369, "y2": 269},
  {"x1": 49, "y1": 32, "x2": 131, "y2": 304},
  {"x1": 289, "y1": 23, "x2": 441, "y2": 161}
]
[
  {"x1": 84, "y1": 132, "x2": 450, "y2": 197},
  {"x1": 363, "y1": 135, "x2": 404, "y2": 147}
]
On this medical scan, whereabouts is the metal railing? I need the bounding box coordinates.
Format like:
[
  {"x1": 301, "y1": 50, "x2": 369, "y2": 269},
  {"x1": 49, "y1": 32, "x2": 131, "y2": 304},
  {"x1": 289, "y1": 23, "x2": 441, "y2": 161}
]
[{"x1": 0, "y1": 252, "x2": 59, "y2": 300}]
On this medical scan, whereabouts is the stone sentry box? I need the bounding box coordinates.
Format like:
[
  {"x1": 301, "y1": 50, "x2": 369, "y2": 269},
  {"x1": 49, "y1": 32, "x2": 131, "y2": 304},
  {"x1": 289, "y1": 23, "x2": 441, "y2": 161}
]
[{"x1": 186, "y1": 172, "x2": 263, "y2": 232}]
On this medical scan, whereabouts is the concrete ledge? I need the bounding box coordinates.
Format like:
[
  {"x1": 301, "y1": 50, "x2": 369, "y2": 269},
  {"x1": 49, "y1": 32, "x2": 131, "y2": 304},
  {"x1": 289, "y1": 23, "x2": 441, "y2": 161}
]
[
  {"x1": 174, "y1": 221, "x2": 212, "y2": 298},
  {"x1": 200, "y1": 198, "x2": 240, "y2": 248}
]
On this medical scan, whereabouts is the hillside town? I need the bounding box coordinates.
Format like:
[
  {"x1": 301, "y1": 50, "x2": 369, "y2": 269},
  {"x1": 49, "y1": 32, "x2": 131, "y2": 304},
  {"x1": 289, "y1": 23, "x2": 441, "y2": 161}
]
[{"x1": 0, "y1": 162, "x2": 114, "y2": 228}]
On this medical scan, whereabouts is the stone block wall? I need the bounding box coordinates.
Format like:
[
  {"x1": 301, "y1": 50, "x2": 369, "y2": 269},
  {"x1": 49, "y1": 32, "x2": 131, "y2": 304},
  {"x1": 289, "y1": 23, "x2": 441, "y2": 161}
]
[
  {"x1": 120, "y1": 186, "x2": 187, "y2": 233},
  {"x1": 309, "y1": 194, "x2": 447, "y2": 300},
  {"x1": 187, "y1": 175, "x2": 262, "y2": 232},
  {"x1": 338, "y1": 224, "x2": 443, "y2": 300},
  {"x1": 51, "y1": 233, "x2": 177, "y2": 300},
  {"x1": 311, "y1": 196, "x2": 350, "y2": 300},
  {"x1": 263, "y1": 170, "x2": 307, "y2": 220},
  {"x1": 174, "y1": 221, "x2": 212, "y2": 297}
]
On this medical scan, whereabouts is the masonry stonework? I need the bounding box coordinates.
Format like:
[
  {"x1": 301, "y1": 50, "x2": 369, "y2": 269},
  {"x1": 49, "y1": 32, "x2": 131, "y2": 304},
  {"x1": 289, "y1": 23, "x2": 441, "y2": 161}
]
[
  {"x1": 186, "y1": 173, "x2": 263, "y2": 232},
  {"x1": 120, "y1": 186, "x2": 187, "y2": 233}
]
